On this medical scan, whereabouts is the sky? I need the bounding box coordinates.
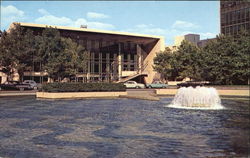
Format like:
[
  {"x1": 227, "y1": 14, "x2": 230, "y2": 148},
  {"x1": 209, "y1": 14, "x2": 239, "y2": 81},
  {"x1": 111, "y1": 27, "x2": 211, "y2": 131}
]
[{"x1": 0, "y1": 1, "x2": 220, "y2": 45}]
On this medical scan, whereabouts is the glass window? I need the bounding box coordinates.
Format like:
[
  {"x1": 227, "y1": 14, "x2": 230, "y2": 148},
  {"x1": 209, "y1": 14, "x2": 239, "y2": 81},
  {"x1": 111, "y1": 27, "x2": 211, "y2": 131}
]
[
  {"x1": 94, "y1": 53, "x2": 99, "y2": 61},
  {"x1": 226, "y1": 13, "x2": 229, "y2": 25},
  {"x1": 120, "y1": 43, "x2": 124, "y2": 52},
  {"x1": 124, "y1": 54, "x2": 128, "y2": 61},
  {"x1": 91, "y1": 40, "x2": 95, "y2": 51},
  {"x1": 94, "y1": 64, "x2": 99, "y2": 73},
  {"x1": 246, "y1": 22, "x2": 250, "y2": 30}
]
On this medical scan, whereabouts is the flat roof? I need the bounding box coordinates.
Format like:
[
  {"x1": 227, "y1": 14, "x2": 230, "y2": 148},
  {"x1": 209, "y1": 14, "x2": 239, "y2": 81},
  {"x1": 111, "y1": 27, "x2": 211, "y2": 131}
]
[{"x1": 12, "y1": 22, "x2": 164, "y2": 39}]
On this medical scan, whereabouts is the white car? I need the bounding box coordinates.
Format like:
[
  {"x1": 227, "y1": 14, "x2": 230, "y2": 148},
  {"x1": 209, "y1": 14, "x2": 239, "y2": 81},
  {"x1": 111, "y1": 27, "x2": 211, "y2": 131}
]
[
  {"x1": 23, "y1": 80, "x2": 38, "y2": 90},
  {"x1": 124, "y1": 81, "x2": 145, "y2": 89}
]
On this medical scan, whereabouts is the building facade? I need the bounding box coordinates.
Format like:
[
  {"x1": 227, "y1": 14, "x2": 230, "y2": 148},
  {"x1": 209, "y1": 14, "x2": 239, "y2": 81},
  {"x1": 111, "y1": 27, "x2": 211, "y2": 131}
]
[
  {"x1": 167, "y1": 34, "x2": 203, "y2": 52},
  {"x1": 0, "y1": 22, "x2": 165, "y2": 84},
  {"x1": 174, "y1": 34, "x2": 200, "y2": 46},
  {"x1": 220, "y1": 0, "x2": 250, "y2": 35}
]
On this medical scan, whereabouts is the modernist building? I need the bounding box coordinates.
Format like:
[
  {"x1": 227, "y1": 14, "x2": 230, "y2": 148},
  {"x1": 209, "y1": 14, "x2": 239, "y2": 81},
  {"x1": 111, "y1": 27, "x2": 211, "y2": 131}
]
[
  {"x1": 174, "y1": 34, "x2": 200, "y2": 46},
  {"x1": 0, "y1": 22, "x2": 165, "y2": 84},
  {"x1": 220, "y1": 0, "x2": 250, "y2": 35},
  {"x1": 167, "y1": 34, "x2": 202, "y2": 51}
]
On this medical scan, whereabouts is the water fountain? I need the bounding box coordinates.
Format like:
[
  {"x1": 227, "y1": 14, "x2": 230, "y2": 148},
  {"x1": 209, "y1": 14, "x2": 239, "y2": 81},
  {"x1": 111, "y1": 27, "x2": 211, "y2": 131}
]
[{"x1": 168, "y1": 86, "x2": 224, "y2": 110}]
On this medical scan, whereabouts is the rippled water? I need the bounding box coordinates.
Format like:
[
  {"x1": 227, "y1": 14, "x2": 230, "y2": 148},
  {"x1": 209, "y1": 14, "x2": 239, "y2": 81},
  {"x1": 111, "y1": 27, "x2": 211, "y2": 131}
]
[{"x1": 0, "y1": 96, "x2": 249, "y2": 158}]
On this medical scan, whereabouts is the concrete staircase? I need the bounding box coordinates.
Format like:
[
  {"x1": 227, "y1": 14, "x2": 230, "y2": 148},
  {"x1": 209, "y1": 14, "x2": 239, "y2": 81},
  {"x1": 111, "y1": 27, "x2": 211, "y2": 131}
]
[
  {"x1": 116, "y1": 61, "x2": 149, "y2": 83},
  {"x1": 116, "y1": 72, "x2": 148, "y2": 83}
]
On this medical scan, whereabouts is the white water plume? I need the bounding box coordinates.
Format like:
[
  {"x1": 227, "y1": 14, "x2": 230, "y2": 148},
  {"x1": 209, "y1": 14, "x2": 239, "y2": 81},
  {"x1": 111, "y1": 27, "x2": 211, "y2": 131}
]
[{"x1": 168, "y1": 87, "x2": 224, "y2": 110}]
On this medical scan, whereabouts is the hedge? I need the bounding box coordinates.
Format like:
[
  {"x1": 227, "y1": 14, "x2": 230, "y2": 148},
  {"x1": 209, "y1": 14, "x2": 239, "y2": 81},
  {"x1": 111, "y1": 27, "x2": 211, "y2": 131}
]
[{"x1": 41, "y1": 82, "x2": 126, "y2": 92}]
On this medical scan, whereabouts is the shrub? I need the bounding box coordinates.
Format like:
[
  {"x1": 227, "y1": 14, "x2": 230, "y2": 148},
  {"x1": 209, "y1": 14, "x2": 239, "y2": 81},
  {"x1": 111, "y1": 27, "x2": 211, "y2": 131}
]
[{"x1": 41, "y1": 82, "x2": 126, "y2": 92}]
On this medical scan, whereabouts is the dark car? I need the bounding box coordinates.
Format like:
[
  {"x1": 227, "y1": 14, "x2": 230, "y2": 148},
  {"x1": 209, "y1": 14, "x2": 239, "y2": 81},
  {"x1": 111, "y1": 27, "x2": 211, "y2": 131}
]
[
  {"x1": 0, "y1": 81, "x2": 32, "y2": 91},
  {"x1": 177, "y1": 81, "x2": 210, "y2": 88}
]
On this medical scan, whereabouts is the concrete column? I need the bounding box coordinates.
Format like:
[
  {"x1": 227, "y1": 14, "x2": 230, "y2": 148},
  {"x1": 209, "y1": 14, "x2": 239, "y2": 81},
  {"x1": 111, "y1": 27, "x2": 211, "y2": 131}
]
[
  {"x1": 137, "y1": 44, "x2": 142, "y2": 73},
  {"x1": 48, "y1": 77, "x2": 53, "y2": 83},
  {"x1": 127, "y1": 54, "x2": 131, "y2": 70},
  {"x1": 87, "y1": 73, "x2": 90, "y2": 82},
  {"x1": 118, "y1": 43, "x2": 122, "y2": 80}
]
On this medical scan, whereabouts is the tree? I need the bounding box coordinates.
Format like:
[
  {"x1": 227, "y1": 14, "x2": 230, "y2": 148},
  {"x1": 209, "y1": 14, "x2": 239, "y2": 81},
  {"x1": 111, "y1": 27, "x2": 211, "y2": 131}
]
[
  {"x1": 38, "y1": 27, "x2": 89, "y2": 81},
  {"x1": 203, "y1": 34, "x2": 242, "y2": 85},
  {"x1": 0, "y1": 25, "x2": 89, "y2": 82},
  {"x1": 153, "y1": 47, "x2": 174, "y2": 81},
  {"x1": 0, "y1": 24, "x2": 38, "y2": 81},
  {"x1": 16, "y1": 29, "x2": 38, "y2": 81},
  {"x1": 154, "y1": 41, "x2": 203, "y2": 81},
  {"x1": 232, "y1": 30, "x2": 250, "y2": 84},
  {"x1": 0, "y1": 30, "x2": 16, "y2": 80},
  {"x1": 37, "y1": 27, "x2": 64, "y2": 81},
  {"x1": 175, "y1": 40, "x2": 203, "y2": 81}
]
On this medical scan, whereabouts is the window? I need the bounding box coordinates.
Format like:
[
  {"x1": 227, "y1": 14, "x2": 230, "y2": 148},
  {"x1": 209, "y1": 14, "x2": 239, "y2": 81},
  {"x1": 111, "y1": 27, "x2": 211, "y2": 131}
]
[{"x1": 94, "y1": 64, "x2": 99, "y2": 73}]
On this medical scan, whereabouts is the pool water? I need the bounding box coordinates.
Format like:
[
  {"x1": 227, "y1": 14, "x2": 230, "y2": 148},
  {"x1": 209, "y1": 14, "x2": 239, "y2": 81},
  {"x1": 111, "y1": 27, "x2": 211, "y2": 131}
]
[{"x1": 0, "y1": 96, "x2": 249, "y2": 158}]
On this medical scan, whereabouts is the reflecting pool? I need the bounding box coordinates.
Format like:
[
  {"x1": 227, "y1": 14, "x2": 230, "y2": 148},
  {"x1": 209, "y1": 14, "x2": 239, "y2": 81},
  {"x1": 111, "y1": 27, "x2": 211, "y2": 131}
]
[{"x1": 0, "y1": 96, "x2": 249, "y2": 158}]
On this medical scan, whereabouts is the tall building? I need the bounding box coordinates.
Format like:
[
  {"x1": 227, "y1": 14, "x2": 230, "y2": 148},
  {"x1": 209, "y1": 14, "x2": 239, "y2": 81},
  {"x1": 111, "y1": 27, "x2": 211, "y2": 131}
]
[
  {"x1": 167, "y1": 34, "x2": 202, "y2": 51},
  {"x1": 174, "y1": 34, "x2": 200, "y2": 46},
  {"x1": 220, "y1": 0, "x2": 250, "y2": 35},
  {"x1": 0, "y1": 22, "x2": 165, "y2": 84}
]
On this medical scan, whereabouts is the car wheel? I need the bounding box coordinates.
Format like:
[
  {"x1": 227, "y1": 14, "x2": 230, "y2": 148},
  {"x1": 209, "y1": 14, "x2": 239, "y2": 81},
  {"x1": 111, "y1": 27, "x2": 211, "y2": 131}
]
[
  {"x1": 33, "y1": 87, "x2": 38, "y2": 90},
  {"x1": 0, "y1": 87, "x2": 2, "y2": 91},
  {"x1": 148, "y1": 86, "x2": 152, "y2": 89},
  {"x1": 135, "y1": 86, "x2": 139, "y2": 89}
]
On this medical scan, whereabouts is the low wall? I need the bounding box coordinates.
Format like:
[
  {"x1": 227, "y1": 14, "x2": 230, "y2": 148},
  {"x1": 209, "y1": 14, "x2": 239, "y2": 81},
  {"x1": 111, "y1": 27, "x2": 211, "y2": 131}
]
[
  {"x1": 156, "y1": 89, "x2": 177, "y2": 95},
  {"x1": 36, "y1": 91, "x2": 127, "y2": 99},
  {"x1": 167, "y1": 81, "x2": 183, "y2": 86},
  {"x1": 156, "y1": 89, "x2": 249, "y2": 97},
  {"x1": 217, "y1": 89, "x2": 249, "y2": 96}
]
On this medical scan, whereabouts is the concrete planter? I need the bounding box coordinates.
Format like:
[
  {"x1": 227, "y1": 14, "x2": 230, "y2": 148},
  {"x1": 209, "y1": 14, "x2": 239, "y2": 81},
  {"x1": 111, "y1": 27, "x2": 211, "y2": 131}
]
[
  {"x1": 36, "y1": 91, "x2": 127, "y2": 99},
  {"x1": 156, "y1": 89, "x2": 177, "y2": 95}
]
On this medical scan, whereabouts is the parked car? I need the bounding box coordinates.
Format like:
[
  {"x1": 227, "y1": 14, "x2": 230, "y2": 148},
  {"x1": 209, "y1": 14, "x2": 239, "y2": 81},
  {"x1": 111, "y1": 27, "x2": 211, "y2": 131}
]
[
  {"x1": 0, "y1": 81, "x2": 32, "y2": 91},
  {"x1": 146, "y1": 81, "x2": 168, "y2": 88},
  {"x1": 23, "y1": 80, "x2": 38, "y2": 90},
  {"x1": 177, "y1": 81, "x2": 210, "y2": 88},
  {"x1": 124, "y1": 81, "x2": 145, "y2": 89}
]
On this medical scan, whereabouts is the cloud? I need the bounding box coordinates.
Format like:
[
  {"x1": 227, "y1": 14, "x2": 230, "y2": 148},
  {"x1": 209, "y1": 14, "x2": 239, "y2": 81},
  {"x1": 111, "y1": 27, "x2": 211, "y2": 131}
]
[
  {"x1": 34, "y1": 13, "x2": 114, "y2": 30},
  {"x1": 35, "y1": 15, "x2": 75, "y2": 26},
  {"x1": 135, "y1": 24, "x2": 154, "y2": 29},
  {"x1": 38, "y1": 8, "x2": 50, "y2": 15},
  {"x1": 87, "y1": 12, "x2": 109, "y2": 19},
  {"x1": 172, "y1": 20, "x2": 200, "y2": 30},
  {"x1": 199, "y1": 32, "x2": 217, "y2": 39},
  {"x1": 176, "y1": 31, "x2": 217, "y2": 39},
  {"x1": 1, "y1": 5, "x2": 25, "y2": 30},
  {"x1": 1, "y1": 5, "x2": 24, "y2": 17},
  {"x1": 122, "y1": 23, "x2": 217, "y2": 45},
  {"x1": 87, "y1": 22, "x2": 114, "y2": 29},
  {"x1": 123, "y1": 24, "x2": 167, "y2": 35}
]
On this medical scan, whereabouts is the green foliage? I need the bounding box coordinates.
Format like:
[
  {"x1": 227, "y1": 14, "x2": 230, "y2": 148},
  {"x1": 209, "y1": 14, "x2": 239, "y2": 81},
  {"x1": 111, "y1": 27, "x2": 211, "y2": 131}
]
[
  {"x1": 0, "y1": 24, "x2": 89, "y2": 82},
  {"x1": 202, "y1": 31, "x2": 249, "y2": 85},
  {"x1": 154, "y1": 32, "x2": 250, "y2": 85},
  {"x1": 153, "y1": 48, "x2": 172, "y2": 80},
  {"x1": 37, "y1": 27, "x2": 89, "y2": 81},
  {"x1": 0, "y1": 24, "x2": 35, "y2": 81},
  {"x1": 175, "y1": 41, "x2": 203, "y2": 80},
  {"x1": 41, "y1": 82, "x2": 126, "y2": 92},
  {"x1": 0, "y1": 30, "x2": 16, "y2": 78},
  {"x1": 154, "y1": 41, "x2": 203, "y2": 81}
]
